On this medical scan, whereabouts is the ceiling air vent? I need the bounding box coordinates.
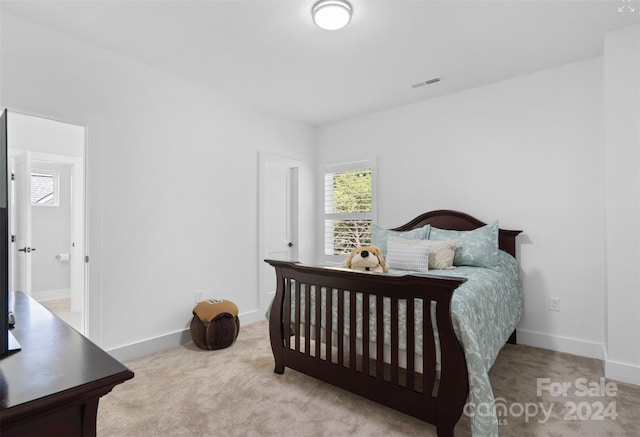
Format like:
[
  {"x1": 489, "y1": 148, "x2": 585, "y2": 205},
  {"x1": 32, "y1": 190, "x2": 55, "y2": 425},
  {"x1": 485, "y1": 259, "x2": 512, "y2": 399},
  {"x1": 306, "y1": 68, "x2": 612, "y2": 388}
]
[{"x1": 411, "y1": 76, "x2": 443, "y2": 89}]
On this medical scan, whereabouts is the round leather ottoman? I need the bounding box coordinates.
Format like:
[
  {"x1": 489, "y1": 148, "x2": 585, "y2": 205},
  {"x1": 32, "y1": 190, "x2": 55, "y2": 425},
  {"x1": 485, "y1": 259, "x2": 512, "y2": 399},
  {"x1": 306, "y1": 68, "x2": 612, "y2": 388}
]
[{"x1": 190, "y1": 299, "x2": 240, "y2": 350}]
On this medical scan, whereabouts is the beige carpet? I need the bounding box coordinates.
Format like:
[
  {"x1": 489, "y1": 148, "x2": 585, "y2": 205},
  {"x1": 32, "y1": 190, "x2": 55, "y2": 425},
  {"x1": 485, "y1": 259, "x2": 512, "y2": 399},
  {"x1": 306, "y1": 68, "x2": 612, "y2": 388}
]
[{"x1": 98, "y1": 321, "x2": 640, "y2": 436}]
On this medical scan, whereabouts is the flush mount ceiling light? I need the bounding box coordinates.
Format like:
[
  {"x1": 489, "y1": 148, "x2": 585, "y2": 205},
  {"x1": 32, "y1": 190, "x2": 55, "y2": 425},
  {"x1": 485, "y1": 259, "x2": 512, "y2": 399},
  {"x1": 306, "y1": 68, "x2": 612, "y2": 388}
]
[{"x1": 312, "y1": 0, "x2": 352, "y2": 30}]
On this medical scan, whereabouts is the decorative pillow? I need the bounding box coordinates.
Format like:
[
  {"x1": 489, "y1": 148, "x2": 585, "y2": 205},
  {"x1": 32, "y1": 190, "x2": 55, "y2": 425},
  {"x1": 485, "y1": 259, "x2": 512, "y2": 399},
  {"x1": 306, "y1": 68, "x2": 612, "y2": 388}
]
[
  {"x1": 429, "y1": 221, "x2": 499, "y2": 268},
  {"x1": 386, "y1": 236, "x2": 431, "y2": 272},
  {"x1": 371, "y1": 224, "x2": 431, "y2": 257},
  {"x1": 426, "y1": 240, "x2": 458, "y2": 270}
]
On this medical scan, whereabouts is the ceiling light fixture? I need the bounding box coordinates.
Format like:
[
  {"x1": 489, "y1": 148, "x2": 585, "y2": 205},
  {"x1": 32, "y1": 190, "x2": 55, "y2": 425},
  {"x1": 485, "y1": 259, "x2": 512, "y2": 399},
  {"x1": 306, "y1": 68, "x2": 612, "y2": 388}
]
[{"x1": 312, "y1": 0, "x2": 352, "y2": 31}]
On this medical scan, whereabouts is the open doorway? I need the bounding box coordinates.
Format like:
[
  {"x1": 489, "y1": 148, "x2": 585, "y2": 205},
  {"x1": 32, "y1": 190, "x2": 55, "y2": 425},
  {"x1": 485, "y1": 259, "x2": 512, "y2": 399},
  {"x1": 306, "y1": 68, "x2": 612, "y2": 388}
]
[{"x1": 6, "y1": 111, "x2": 86, "y2": 333}]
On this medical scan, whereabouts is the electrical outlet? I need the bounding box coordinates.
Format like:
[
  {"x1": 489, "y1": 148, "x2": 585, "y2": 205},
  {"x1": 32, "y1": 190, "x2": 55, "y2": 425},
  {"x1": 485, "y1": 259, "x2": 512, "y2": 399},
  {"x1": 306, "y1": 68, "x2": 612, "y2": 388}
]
[
  {"x1": 549, "y1": 297, "x2": 560, "y2": 312},
  {"x1": 195, "y1": 290, "x2": 204, "y2": 303}
]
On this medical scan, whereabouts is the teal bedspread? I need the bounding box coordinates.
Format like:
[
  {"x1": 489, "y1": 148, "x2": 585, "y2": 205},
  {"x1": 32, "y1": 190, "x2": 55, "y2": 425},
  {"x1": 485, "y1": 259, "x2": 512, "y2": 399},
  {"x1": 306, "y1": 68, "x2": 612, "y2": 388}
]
[
  {"x1": 365, "y1": 250, "x2": 522, "y2": 436},
  {"x1": 430, "y1": 250, "x2": 523, "y2": 436}
]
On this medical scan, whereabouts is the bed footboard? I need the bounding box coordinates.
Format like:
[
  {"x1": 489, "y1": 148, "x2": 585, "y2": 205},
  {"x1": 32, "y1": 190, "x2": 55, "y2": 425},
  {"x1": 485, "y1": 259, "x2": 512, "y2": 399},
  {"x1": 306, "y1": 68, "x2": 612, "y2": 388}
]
[{"x1": 266, "y1": 259, "x2": 469, "y2": 437}]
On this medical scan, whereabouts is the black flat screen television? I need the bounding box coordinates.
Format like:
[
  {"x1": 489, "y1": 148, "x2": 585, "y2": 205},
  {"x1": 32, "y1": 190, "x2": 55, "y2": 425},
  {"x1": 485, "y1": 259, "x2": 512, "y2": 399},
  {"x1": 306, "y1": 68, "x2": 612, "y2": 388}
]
[{"x1": 1, "y1": 109, "x2": 10, "y2": 356}]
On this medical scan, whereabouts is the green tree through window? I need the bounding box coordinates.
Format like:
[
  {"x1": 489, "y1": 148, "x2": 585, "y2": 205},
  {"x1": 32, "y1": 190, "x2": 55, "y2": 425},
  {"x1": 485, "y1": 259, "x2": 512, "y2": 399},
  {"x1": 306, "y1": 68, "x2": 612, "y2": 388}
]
[
  {"x1": 324, "y1": 165, "x2": 374, "y2": 256},
  {"x1": 332, "y1": 170, "x2": 371, "y2": 213}
]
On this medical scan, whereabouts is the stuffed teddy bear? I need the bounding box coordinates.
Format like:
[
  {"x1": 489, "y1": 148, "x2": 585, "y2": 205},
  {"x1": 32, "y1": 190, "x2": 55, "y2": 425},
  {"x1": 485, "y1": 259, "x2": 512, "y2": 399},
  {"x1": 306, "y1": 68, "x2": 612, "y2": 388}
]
[{"x1": 342, "y1": 246, "x2": 389, "y2": 273}]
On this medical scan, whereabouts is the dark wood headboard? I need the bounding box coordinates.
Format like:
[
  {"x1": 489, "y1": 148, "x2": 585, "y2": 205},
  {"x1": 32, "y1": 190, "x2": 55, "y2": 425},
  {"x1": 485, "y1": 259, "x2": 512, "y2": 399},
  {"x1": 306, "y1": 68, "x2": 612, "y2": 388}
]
[{"x1": 390, "y1": 209, "x2": 522, "y2": 258}]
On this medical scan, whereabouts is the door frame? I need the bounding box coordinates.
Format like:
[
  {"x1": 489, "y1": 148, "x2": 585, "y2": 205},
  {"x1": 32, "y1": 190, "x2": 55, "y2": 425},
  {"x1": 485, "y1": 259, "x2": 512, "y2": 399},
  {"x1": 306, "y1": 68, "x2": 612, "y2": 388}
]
[
  {"x1": 258, "y1": 152, "x2": 300, "y2": 314},
  {"x1": 6, "y1": 109, "x2": 88, "y2": 334}
]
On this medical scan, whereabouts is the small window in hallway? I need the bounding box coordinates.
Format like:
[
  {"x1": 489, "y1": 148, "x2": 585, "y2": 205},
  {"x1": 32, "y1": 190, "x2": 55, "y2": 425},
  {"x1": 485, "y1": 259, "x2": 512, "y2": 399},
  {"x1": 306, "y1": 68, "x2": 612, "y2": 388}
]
[{"x1": 31, "y1": 171, "x2": 58, "y2": 206}]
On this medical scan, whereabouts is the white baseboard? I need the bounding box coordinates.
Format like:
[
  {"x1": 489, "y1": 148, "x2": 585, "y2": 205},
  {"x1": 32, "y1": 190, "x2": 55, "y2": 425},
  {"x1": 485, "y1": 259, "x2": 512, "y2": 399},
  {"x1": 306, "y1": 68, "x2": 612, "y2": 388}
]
[
  {"x1": 106, "y1": 308, "x2": 265, "y2": 362},
  {"x1": 106, "y1": 327, "x2": 191, "y2": 362},
  {"x1": 517, "y1": 330, "x2": 640, "y2": 387},
  {"x1": 517, "y1": 329, "x2": 604, "y2": 361},
  {"x1": 241, "y1": 308, "x2": 268, "y2": 326},
  {"x1": 32, "y1": 288, "x2": 71, "y2": 302},
  {"x1": 603, "y1": 349, "x2": 640, "y2": 386}
]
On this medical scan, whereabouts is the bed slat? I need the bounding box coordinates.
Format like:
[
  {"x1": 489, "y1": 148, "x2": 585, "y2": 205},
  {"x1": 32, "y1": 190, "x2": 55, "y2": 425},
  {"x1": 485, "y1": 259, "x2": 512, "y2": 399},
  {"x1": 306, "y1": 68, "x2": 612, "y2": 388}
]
[
  {"x1": 283, "y1": 278, "x2": 291, "y2": 348},
  {"x1": 363, "y1": 294, "x2": 370, "y2": 376},
  {"x1": 376, "y1": 294, "x2": 384, "y2": 379},
  {"x1": 304, "y1": 283, "x2": 311, "y2": 355},
  {"x1": 295, "y1": 280, "x2": 301, "y2": 352},
  {"x1": 349, "y1": 291, "x2": 357, "y2": 370},
  {"x1": 337, "y1": 288, "x2": 344, "y2": 366},
  {"x1": 406, "y1": 298, "x2": 415, "y2": 390},
  {"x1": 315, "y1": 286, "x2": 321, "y2": 358},
  {"x1": 391, "y1": 298, "x2": 399, "y2": 385},
  {"x1": 325, "y1": 287, "x2": 332, "y2": 363}
]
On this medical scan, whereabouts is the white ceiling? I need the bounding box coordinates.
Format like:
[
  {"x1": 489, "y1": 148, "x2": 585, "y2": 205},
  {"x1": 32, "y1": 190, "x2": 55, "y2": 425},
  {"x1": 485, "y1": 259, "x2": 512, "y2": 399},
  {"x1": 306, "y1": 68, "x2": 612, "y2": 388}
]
[{"x1": 2, "y1": 0, "x2": 638, "y2": 126}]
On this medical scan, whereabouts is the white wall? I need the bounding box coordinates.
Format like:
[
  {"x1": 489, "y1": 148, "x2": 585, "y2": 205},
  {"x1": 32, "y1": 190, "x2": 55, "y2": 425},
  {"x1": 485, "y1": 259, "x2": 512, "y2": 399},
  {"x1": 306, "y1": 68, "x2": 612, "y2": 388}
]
[
  {"x1": 1, "y1": 13, "x2": 317, "y2": 356},
  {"x1": 318, "y1": 57, "x2": 607, "y2": 360},
  {"x1": 604, "y1": 24, "x2": 640, "y2": 385}
]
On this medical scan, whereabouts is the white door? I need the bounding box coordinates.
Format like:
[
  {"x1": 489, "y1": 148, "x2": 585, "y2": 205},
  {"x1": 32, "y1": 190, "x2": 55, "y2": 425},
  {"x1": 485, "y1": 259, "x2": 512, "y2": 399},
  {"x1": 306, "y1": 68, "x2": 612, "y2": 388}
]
[
  {"x1": 13, "y1": 151, "x2": 33, "y2": 295},
  {"x1": 264, "y1": 160, "x2": 295, "y2": 261},
  {"x1": 259, "y1": 153, "x2": 299, "y2": 312}
]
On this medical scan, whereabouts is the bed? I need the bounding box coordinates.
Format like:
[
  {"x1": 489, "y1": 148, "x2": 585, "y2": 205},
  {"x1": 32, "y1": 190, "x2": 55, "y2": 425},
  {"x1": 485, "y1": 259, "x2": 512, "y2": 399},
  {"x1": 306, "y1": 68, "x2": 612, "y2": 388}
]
[{"x1": 265, "y1": 210, "x2": 522, "y2": 437}]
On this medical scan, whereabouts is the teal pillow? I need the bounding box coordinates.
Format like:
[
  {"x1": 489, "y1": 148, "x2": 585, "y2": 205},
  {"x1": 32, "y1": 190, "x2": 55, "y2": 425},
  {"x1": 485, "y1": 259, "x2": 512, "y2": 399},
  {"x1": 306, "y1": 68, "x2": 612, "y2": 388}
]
[
  {"x1": 372, "y1": 224, "x2": 430, "y2": 257},
  {"x1": 429, "y1": 221, "x2": 499, "y2": 268}
]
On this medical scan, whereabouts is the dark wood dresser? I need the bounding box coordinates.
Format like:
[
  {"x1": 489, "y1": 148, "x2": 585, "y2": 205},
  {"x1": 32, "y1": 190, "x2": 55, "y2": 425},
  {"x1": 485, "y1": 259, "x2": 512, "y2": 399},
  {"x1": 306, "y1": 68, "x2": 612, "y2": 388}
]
[{"x1": 0, "y1": 291, "x2": 134, "y2": 436}]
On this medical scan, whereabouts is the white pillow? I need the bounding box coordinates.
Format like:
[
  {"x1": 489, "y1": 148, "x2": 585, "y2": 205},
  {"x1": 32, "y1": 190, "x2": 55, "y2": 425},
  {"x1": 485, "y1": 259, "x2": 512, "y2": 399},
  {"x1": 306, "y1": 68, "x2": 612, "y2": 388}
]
[
  {"x1": 386, "y1": 236, "x2": 431, "y2": 272},
  {"x1": 426, "y1": 240, "x2": 458, "y2": 270}
]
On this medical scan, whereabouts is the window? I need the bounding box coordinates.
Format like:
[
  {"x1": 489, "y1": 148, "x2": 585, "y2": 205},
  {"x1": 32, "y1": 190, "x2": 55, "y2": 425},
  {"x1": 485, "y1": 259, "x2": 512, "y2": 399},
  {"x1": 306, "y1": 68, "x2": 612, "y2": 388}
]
[
  {"x1": 323, "y1": 159, "x2": 377, "y2": 261},
  {"x1": 31, "y1": 170, "x2": 58, "y2": 206}
]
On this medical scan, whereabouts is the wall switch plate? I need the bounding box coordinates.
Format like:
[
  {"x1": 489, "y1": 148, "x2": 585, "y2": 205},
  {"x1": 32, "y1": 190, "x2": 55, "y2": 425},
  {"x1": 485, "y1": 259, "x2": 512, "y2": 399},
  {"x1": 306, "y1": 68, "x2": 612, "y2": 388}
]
[
  {"x1": 549, "y1": 297, "x2": 560, "y2": 312},
  {"x1": 195, "y1": 290, "x2": 204, "y2": 303}
]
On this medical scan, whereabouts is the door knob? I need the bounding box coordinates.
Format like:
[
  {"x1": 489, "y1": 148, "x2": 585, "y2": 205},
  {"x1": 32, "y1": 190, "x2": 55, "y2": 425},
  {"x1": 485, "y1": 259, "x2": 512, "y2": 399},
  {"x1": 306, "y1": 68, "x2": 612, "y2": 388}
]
[
  {"x1": 18, "y1": 247, "x2": 35, "y2": 253},
  {"x1": 288, "y1": 242, "x2": 294, "y2": 247}
]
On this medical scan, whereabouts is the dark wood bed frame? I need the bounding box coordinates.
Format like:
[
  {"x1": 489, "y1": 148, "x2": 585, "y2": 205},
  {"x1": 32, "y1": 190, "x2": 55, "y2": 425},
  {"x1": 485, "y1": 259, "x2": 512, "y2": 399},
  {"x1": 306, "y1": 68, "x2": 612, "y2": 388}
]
[{"x1": 266, "y1": 210, "x2": 521, "y2": 437}]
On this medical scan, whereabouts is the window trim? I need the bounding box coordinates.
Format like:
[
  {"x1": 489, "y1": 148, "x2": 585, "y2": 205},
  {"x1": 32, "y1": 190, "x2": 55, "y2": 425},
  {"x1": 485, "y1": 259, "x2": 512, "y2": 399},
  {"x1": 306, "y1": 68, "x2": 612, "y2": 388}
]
[{"x1": 322, "y1": 158, "x2": 378, "y2": 264}]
